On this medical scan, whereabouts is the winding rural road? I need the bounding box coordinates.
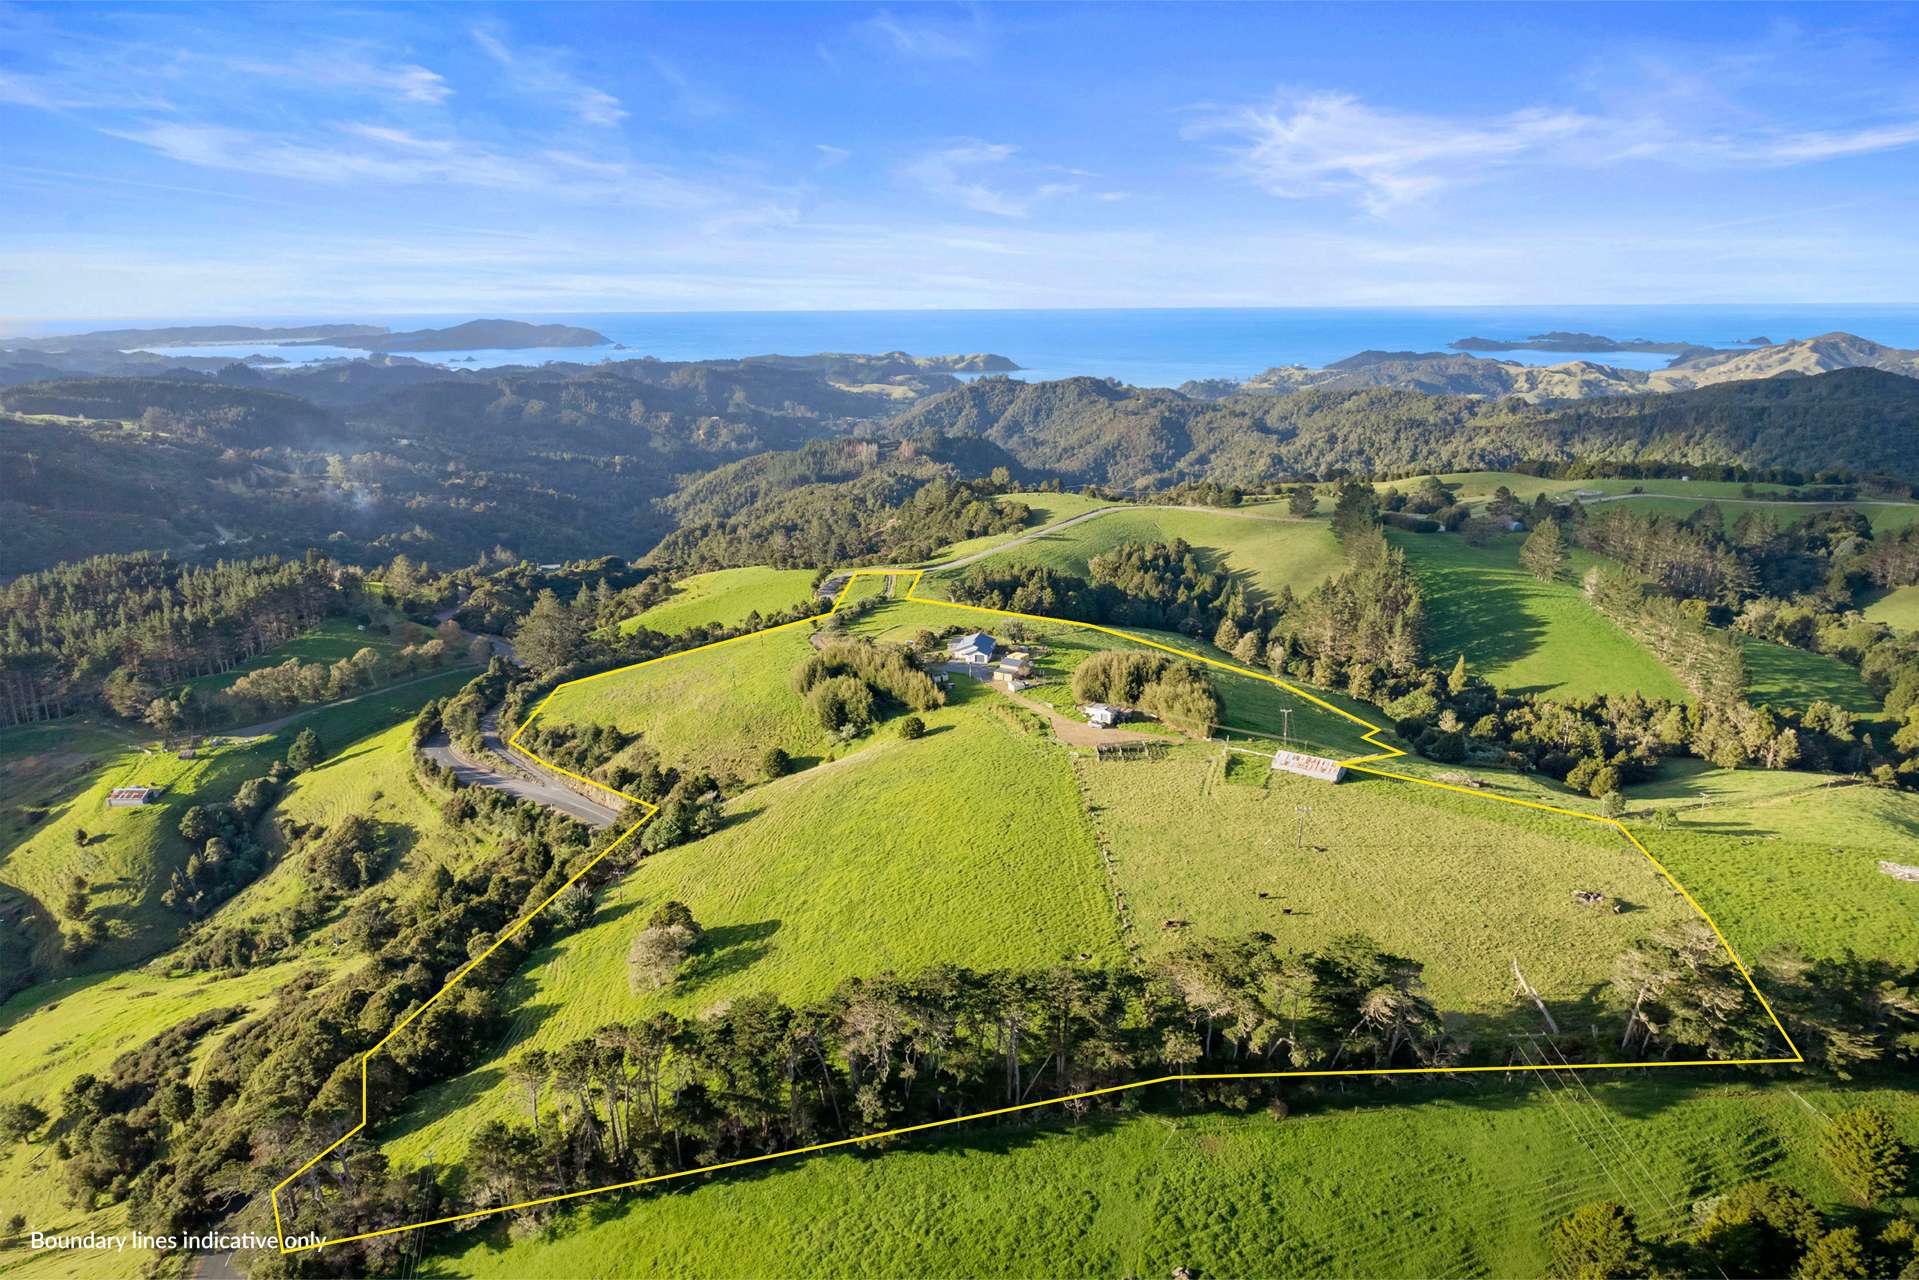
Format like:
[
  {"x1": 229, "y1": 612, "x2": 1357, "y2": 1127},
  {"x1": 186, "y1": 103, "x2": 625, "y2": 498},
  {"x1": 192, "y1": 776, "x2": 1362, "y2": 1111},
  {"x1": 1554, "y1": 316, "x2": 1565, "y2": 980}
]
[{"x1": 420, "y1": 706, "x2": 624, "y2": 829}]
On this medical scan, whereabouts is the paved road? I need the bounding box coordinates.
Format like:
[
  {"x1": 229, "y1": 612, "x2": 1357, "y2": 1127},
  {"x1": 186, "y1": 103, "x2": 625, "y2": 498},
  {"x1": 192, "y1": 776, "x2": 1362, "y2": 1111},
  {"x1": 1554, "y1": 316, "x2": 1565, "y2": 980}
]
[
  {"x1": 1584, "y1": 491, "x2": 1919, "y2": 510},
  {"x1": 420, "y1": 706, "x2": 625, "y2": 829}
]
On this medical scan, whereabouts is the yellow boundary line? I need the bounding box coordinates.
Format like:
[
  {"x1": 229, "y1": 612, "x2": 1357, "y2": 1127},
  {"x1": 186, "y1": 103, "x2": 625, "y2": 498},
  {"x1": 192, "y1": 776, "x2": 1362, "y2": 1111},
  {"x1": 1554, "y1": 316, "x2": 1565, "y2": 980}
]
[{"x1": 272, "y1": 567, "x2": 1803, "y2": 1255}]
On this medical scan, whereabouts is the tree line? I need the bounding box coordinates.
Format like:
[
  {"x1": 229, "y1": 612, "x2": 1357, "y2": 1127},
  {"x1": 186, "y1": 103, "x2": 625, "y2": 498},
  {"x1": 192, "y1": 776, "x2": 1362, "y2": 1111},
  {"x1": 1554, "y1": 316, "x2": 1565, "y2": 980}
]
[{"x1": 0, "y1": 551, "x2": 342, "y2": 726}]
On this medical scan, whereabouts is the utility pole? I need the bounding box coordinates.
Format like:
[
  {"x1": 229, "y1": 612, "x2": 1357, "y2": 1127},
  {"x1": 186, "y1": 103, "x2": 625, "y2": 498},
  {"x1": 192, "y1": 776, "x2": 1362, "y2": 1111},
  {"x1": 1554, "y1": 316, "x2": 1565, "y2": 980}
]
[
  {"x1": 1280, "y1": 707, "x2": 1292, "y2": 744},
  {"x1": 1294, "y1": 805, "x2": 1312, "y2": 851}
]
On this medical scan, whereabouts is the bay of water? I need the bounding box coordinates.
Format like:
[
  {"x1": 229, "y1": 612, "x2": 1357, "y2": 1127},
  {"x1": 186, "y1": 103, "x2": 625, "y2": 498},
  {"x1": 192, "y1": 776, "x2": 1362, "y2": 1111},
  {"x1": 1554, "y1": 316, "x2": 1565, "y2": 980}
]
[{"x1": 132, "y1": 305, "x2": 1919, "y2": 390}]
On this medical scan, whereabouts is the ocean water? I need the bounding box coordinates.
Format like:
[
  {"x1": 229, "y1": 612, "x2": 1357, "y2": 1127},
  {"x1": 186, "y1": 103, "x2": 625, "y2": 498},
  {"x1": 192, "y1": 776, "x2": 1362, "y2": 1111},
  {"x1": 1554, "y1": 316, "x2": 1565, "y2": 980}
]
[{"x1": 128, "y1": 305, "x2": 1919, "y2": 390}]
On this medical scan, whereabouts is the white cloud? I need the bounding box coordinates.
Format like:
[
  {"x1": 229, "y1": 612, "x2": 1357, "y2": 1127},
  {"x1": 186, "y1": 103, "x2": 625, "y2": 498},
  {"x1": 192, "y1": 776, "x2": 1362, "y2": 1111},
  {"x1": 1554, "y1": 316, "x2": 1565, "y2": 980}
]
[
  {"x1": 901, "y1": 142, "x2": 1077, "y2": 217},
  {"x1": 1192, "y1": 91, "x2": 1593, "y2": 213},
  {"x1": 472, "y1": 27, "x2": 626, "y2": 127},
  {"x1": 815, "y1": 143, "x2": 852, "y2": 168},
  {"x1": 221, "y1": 51, "x2": 452, "y2": 106},
  {"x1": 103, "y1": 120, "x2": 718, "y2": 209},
  {"x1": 1197, "y1": 80, "x2": 1919, "y2": 213},
  {"x1": 852, "y1": 9, "x2": 981, "y2": 61}
]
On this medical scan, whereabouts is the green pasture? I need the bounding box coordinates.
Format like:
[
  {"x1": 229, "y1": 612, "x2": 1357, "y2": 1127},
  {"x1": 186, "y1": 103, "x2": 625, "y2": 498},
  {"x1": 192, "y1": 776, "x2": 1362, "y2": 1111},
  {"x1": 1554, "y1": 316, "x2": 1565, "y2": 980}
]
[
  {"x1": 917, "y1": 490, "x2": 1118, "y2": 564},
  {"x1": 616, "y1": 566, "x2": 817, "y2": 636},
  {"x1": 382, "y1": 690, "x2": 1119, "y2": 1165},
  {"x1": 1738, "y1": 634, "x2": 1879, "y2": 713},
  {"x1": 1863, "y1": 584, "x2": 1919, "y2": 632},
  {"x1": 0, "y1": 670, "x2": 474, "y2": 974},
  {"x1": 1392, "y1": 531, "x2": 1690, "y2": 702},
  {"x1": 1086, "y1": 752, "x2": 1720, "y2": 1029},
  {"x1": 925, "y1": 505, "x2": 1346, "y2": 606},
  {"x1": 429, "y1": 1079, "x2": 1919, "y2": 1280},
  {"x1": 535, "y1": 623, "x2": 831, "y2": 779},
  {"x1": 178, "y1": 615, "x2": 403, "y2": 698}
]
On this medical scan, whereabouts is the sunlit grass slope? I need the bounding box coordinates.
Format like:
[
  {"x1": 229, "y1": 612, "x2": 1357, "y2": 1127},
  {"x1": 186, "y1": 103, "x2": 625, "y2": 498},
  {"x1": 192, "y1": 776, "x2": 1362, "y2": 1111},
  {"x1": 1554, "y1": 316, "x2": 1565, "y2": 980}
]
[
  {"x1": 1392, "y1": 531, "x2": 1690, "y2": 702},
  {"x1": 1864, "y1": 584, "x2": 1919, "y2": 632},
  {"x1": 0, "y1": 670, "x2": 474, "y2": 973},
  {"x1": 536, "y1": 624, "x2": 828, "y2": 777},
  {"x1": 925, "y1": 506, "x2": 1345, "y2": 604},
  {"x1": 430, "y1": 1080, "x2": 1918, "y2": 1280},
  {"x1": 1087, "y1": 753, "x2": 1706, "y2": 1024},
  {"x1": 616, "y1": 566, "x2": 816, "y2": 636},
  {"x1": 383, "y1": 689, "x2": 1118, "y2": 1164},
  {"x1": 1739, "y1": 634, "x2": 1879, "y2": 713}
]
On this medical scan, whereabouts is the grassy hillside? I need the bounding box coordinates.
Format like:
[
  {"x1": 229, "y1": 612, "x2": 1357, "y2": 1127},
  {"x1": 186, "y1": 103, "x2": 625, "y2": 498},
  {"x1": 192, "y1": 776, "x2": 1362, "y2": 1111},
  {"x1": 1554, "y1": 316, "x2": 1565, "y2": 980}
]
[
  {"x1": 1864, "y1": 584, "x2": 1919, "y2": 631},
  {"x1": 616, "y1": 566, "x2": 817, "y2": 636},
  {"x1": 843, "y1": 597, "x2": 1384, "y2": 759},
  {"x1": 384, "y1": 686, "x2": 1119, "y2": 1164},
  {"x1": 1087, "y1": 751, "x2": 1710, "y2": 1025},
  {"x1": 1738, "y1": 634, "x2": 1880, "y2": 713},
  {"x1": 535, "y1": 624, "x2": 831, "y2": 778},
  {"x1": 1391, "y1": 531, "x2": 1691, "y2": 702},
  {"x1": 0, "y1": 669, "x2": 475, "y2": 975},
  {"x1": 918, "y1": 490, "x2": 1117, "y2": 564},
  {"x1": 177, "y1": 614, "x2": 402, "y2": 698},
  {"x1": 1625, "y1": 765, "x2": 1919, "y2": 967},
  {"x1": 925, "y1": 506, "x2": 1346, "y2": 606},
  {"x1": 0, "y1": 960, "x2": 308, "y2": 1278},
  {"x1": 428, "y1": 1079, "x2": 1918, "y2": 1280}
]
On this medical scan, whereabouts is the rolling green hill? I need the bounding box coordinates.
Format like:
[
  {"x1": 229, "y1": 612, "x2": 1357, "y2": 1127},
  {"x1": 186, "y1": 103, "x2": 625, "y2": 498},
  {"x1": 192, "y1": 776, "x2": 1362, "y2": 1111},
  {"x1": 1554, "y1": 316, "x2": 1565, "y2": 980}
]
[
  {"x1": 427, "y1": 1079, "x2": 1919, "y2": 1280},
  {"x1": 384, "y1": 684, "x2": 1118, "y2": 1166},
  {"x1": 616, "y1": 566, "x2": 817, "y2": 636},
  {"x1": 1391, "y1": 532, "x2": 1690, "y2": 702},
  {"x1": 924, "y1": 505, "x2": 1346, "y2": 606}
]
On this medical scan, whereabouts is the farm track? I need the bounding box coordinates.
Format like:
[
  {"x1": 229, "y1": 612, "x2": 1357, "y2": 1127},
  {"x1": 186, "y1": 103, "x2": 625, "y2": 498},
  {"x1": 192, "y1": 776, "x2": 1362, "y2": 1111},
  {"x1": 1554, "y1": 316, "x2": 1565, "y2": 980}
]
[{"x1": 920, "y1": 501, "x2": 1320, "y2": 576}]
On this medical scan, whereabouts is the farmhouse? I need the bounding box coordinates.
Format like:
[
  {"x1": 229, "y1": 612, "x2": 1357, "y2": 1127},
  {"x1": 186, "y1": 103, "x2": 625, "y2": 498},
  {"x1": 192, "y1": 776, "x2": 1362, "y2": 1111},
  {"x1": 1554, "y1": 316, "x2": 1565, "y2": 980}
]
[
  {"x1": 107, "y1": 785, "x2": 164, "y2": 807},
  {"x1": 1082, "y1": 703, "x2": 1125, "y2": 728},
  {"x1": 947, "y1": 631, "x2": 997, "y2": 664},
  {"x1": 1270, "y1": 750, "x2": 1345, "y2": 783}
]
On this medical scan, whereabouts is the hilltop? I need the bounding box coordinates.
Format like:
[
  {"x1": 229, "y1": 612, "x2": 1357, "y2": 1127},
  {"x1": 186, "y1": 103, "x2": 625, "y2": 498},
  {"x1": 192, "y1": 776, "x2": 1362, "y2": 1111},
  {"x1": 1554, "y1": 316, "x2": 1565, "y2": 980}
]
[{"x1": 1190, "y1": 332, "x2": 1919, "y2": 404}]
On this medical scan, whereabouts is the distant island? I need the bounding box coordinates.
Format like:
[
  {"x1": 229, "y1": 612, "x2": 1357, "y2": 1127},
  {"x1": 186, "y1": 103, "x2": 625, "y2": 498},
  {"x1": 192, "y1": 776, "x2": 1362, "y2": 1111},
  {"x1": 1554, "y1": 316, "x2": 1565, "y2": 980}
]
[
  {"x1": 1, "y1": 323, "x2": 387, "y2": 352},
  {"x1": 1450, "y1": 331, "x2": 1722, "y2": 355},
  {"x1": 294, "y1": 319, "x2": 612, "y2": 352}
]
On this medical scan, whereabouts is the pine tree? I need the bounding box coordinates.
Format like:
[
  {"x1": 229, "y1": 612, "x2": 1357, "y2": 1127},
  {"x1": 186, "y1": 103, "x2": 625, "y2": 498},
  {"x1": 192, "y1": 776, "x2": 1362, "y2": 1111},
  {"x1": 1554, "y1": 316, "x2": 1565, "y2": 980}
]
[
  {"x1": 1521, "y1": 518, "x2": 1567, "y2": 582},
  {"x1": 515, "y1": 589, "x2": 584, "y2": 674},
  {"x1": 1822, "y1": 1107, "x2": 1909, "y2": 1206},
  {"x1": 1549, "y1": 1201, "x2": 1651, "y2": 1279},
  {"x1": 286, "y1": 727, "x2": 322, "y2": 773},
  {"x1": 1447, "y1": 654, "x2": 1469, "y2": 695},
  {"x1": 1288, "y1": 485, "x2": 1319, "y2": 517}
]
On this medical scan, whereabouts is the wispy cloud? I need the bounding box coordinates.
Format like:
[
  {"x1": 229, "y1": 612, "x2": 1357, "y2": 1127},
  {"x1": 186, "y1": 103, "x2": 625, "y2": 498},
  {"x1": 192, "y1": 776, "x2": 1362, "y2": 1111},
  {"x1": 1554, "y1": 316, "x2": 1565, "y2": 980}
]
[
  {"x1": 902, "y1": 141, "x2": 1077, "y2": 217},
  {"x1": 1197, "y1": 74, "x2": 1919, "y2": 213},
  {"x1": 852, "y1": 9, "x2": 981, "y2": 62},
  {"x1": 647, "y1": 56, "x2": 733, "y2": 122},
  {"x1": 1191, "y1": 91, "x2": 1593, "y2": 214},
  {"x1": 103, "y1": 119, "x2": 717, "y2": 209},
  {"x1": 815, "y1": 144, "x2": 852, "y2": 169},
  {"x1": 220, "y1": 50, "x2": 452, "y2": 106},
  {"x1": 472, "y1": 26, "x2": 626, "y2": 127}
]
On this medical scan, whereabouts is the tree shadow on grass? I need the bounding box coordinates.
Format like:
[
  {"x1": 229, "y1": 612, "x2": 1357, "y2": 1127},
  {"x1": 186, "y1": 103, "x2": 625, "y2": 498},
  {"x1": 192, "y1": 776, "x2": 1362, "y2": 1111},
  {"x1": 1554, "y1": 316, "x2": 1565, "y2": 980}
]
[
  {"x1": 1419, "y1": 569, "x2": 1550, "y2": 674},
  {"x1": 678, "y1": 919, "x2": 782, "y2": 993}
]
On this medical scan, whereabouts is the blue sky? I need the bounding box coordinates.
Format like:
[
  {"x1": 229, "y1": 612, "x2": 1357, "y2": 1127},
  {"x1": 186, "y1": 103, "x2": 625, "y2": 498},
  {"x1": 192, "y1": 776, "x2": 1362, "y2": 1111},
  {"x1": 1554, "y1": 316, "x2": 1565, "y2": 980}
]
[{"x1": 3, "y1": 1, "x2": 1917, "y2": 321}]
